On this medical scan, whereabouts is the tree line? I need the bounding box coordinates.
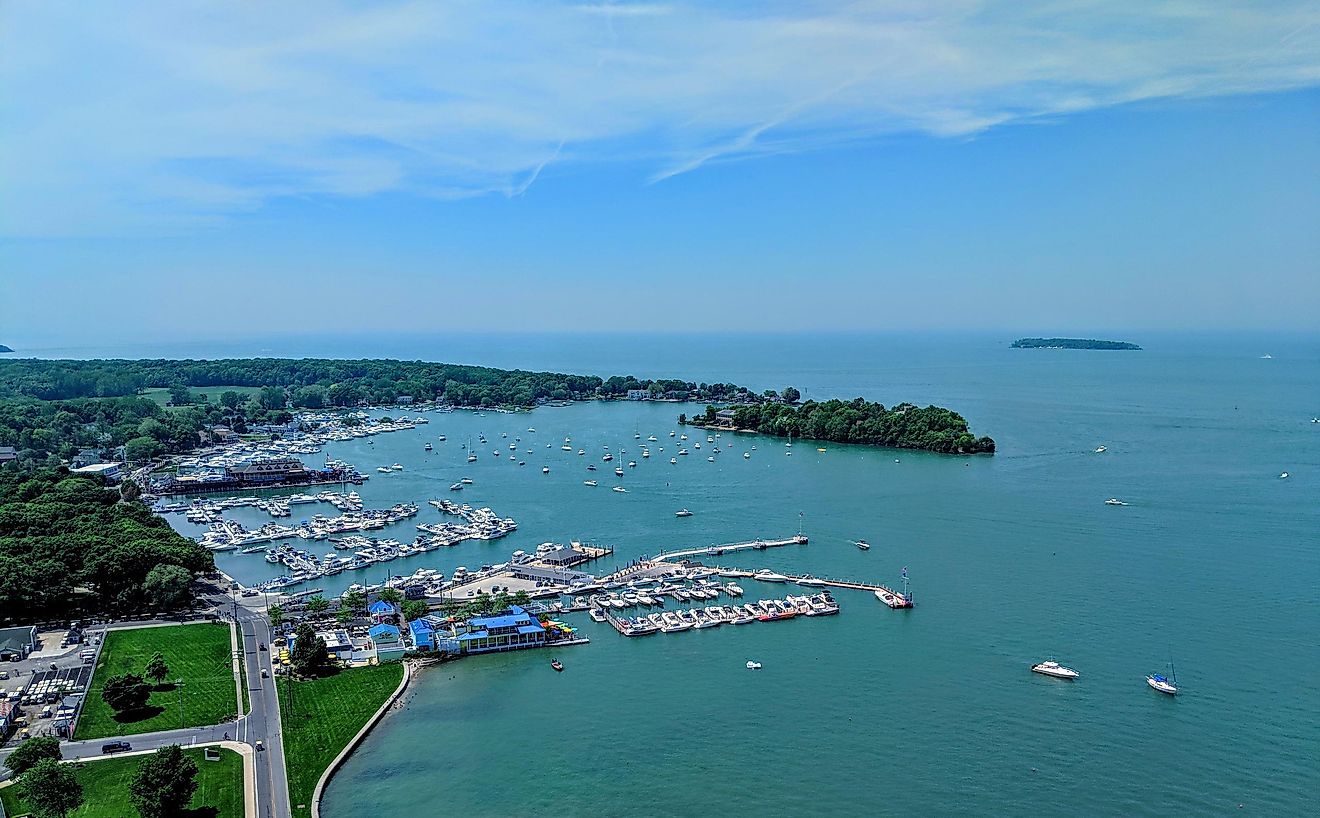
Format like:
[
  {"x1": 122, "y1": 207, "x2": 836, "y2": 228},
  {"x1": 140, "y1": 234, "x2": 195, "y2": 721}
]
[
  {"x1": 687, "y1": 398, "x2": 996, "y2": 454},
  {"x1": 0, "y1": 471, "x2": 215, "y2": 620}
]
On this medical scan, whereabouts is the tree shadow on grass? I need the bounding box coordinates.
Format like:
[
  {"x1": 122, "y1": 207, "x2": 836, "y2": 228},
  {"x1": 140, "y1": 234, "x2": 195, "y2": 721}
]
[
  {"x1": 111, "y1": 704, "x2": 165, "y2": 724},
  {"x1": 153, "y1": 682, "x2": 177, "y2": 693}
]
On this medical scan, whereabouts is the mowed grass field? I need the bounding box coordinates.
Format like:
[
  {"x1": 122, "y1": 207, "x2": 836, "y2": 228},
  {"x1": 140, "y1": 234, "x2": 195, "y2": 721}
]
[
  {"x1": 0, "y1": 747, "x2": 244, "y2": 818},
  {"x1": 279, "y1": 664, "x2": 404, "y2": 815},
  {"x1": 76, "y1": 623, "x2": 238, "y2": 740},
  {"x1": 140, "y1": 384, "x2": 266, "y2": 409}
]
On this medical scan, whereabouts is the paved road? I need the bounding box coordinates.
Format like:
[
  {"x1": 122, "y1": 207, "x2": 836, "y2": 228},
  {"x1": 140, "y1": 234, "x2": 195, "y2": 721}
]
[{"x1": 232, "y1": 602, "x2": 292, "y2": 818}]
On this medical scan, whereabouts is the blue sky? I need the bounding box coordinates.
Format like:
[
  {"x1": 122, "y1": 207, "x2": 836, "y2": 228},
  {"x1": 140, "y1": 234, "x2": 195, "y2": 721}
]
[{"x1": 2, "y1": 1, "x2": 1318, "y2": 345}]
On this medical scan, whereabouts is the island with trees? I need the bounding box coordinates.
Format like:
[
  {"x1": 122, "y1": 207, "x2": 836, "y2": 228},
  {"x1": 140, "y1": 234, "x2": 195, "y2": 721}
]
[
  {"x1": 685, "y1": 398, "x2": 995, "y2": 455},
  {"x1": 0, "y1": 344, "x2": 12, "y2": 353},
  {"x1": 1011, "y1": 337, "x2": 1141, "y2": 350}
]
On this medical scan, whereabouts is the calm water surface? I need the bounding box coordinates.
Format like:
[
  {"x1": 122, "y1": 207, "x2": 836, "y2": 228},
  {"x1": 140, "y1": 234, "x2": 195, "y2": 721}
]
[{"x1": 150, "y1": 334, "x2": 1316, "y2": 815}]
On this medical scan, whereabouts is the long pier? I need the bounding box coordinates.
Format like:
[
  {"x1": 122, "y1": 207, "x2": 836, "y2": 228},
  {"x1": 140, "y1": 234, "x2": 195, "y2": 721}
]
[{"x1": 653, "y1": 534, "x2": 808, "y2": 564}]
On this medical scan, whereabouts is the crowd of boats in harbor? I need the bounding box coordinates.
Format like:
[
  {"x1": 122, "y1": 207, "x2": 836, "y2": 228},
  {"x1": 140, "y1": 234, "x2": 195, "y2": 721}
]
[{"x1": 605, "y1": 593, "x2": 841, "y2": 635}]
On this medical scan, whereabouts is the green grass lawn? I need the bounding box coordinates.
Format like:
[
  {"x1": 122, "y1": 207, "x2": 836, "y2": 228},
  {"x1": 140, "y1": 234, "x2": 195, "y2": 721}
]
[
  {"x1": 0, "y1": 747, "x2": 243, "y2": 818},
  {"x1": 140, "y1": 384, "x2": 266, "y2": 409},
  {"x1": 279, "y1": 664, "x2": 404, "y2": 815},
  {"x1": 76, "y1": 623, "x2": 239, "y2": 740}
]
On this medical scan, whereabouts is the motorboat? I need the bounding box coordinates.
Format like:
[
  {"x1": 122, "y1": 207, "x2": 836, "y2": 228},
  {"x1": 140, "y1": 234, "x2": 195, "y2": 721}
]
[
  {"x1": 391, "y1": 463, "x2": 403, "y2": 470},
  {"x1": 542, "y1": 466, "x2": 550, "y2": 474},
  {"x1": 612, "y1": 486, "x2": 627, "y2": 493},
  {"x1": 1105, "y1": 498, "x2": 1128, "y2": 506},
  {"x1": 855, "y1": 539, "x2": 871, "y2": 550},
  {"x1": 1094, "y1": 445, "x2": 1106, "y2": 453},
  {"x1": 551, "y1": 659, "x2": 564, "y2": 672},
  {"x1": 1279, "y1": 472, "x2": 1289, "y2": 479},
  {"x1": 461, "y1": 477, "x2": 473, "y2": 484},
  {"x1": 670, "y1": 458, "x2": 678, "y2": 464},
  {"x1": 707, "y1": 456, "x2": 715, "y2": 462},
  {"x1": 743, "y1": 452, "x2": 750, "y2": 458},
  {"x1": 1031, "y1": 660, "x2": 1080, "y2": 680},
  {"x1": 675, "y1": 509, "x2": 693, "y2": 517},
  {"x1": 796, "y1": 575, "x2": 827, "y2": 587},
  {"x1": 424, "y1": 443, "x2": 433, "y2": 451},
  {"x1": 754, "y1": 570, "x2": 789, "y2": 582},
  {"x1": 376, "y1": 466, "x2": 391, "y2": 473},
  {"x1": 449, "y1": 483, "x2": 463, "y2": 491},
  {"x1": 614, "y1": 466, "x2": 624, "y2": 476},
  {"x1": 587, "y1": 464, "x2": 597, "y2": 471},
  {"x1": 584, "y1": 480, "x2": 597, "y2": 487}
]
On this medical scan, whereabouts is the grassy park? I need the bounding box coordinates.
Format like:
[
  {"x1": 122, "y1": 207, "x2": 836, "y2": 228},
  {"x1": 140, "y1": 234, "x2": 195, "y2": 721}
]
[
  {"x1": 0, "y1": 747, "x2": 244, "y2": 818},
  {"x1": 76, "y1": 624, "x2": 238, "y2": 740},
  {"x1": 140, "y1": 384, "x2": 266, "y2": 409},
  {"x1": 279, "y1": 664, "x2": 404, "y2": 815}
]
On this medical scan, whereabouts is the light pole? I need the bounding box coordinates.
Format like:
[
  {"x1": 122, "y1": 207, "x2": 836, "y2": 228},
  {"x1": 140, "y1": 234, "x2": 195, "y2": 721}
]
[{"x1": 176, "y1": 679, "x2": 185, "y2": 729}]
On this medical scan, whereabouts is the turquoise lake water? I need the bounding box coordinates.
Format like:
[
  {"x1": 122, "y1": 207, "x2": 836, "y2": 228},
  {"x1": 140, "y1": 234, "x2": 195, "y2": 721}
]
[{"x1": 146, "y1": 333, "x2": 1317, "y2": 815}]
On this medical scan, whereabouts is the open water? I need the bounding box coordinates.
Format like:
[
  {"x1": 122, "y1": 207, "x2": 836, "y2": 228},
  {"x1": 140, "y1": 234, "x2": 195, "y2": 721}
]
[{"x1": 142, "y1": 333, "x2": 1316, "y2": 816}]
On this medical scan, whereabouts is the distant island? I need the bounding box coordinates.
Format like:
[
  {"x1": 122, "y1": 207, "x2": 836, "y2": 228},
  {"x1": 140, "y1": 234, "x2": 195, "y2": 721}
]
[
  {"x1": 684, "y1": 400, "x2": 995, "y2": 455},
  {"x1": 1011, "y1": 338, "x2": 1141, "y2": 350},
  {"x1": 0, "y1": 345, "x2": 11, "y2": 353}
]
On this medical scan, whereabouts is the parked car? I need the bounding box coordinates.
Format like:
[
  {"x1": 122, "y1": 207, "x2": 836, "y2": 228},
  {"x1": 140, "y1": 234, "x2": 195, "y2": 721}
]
[{"x1": 101, "y1": 741, "x2": 132, "y2": 754}]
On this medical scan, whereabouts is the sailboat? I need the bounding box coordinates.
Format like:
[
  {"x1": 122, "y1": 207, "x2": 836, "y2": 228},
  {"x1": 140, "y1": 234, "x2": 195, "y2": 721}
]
[
  {"x1": 466, "y1": 437, "x2": 477, "y2": 463},
  {"x1": 1146, "y1": 656, "x2": 1179, "y2": 696}
]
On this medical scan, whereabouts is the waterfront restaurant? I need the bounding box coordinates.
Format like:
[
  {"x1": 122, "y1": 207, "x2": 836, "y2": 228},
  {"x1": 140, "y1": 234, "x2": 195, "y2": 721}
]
[{"x1": 456, "y1": 606, "x2": 546, "y2": 655}]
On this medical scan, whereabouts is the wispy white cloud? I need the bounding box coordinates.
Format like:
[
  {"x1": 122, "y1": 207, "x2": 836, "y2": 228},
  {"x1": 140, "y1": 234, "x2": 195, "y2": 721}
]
[{"x1": 2, "y1": 0, "x2": 1318, "y2": 235}]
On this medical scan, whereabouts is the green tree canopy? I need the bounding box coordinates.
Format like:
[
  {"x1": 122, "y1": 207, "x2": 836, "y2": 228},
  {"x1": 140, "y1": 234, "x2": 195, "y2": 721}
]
[
  {"x1": 145, "y1": 652, "x2": 170, "y2": 687},
  {"x1": 400, "y1": 599, "x2": 429, "y2": 621},
  {"x1": 289, "y1": 622, "x2": 330, "y2": 677},
  {"x1": 377, "y1": 588, "x2": 403, "y2": 605},
  {"x1": 305, "y1": 595, "x2": 330, "y2": 615},
  {"x1": 129, "y1": 744, "x2": 199, "y2": 818},
  {"x1": 143, "y1": 563, "x2": 193, "y2": 610},
  {"x1": 3, "y1": 735, "x2": 61, "y2": 776},
  {"x1": 16, "y1": 758, "x2": 83, "y2": 818},
  {"x1": 101, "y1": 673, "x2": 151, "y2": 715},
  {"x1": 267, "y1": 604, "x2": 285, "y2": 627}
]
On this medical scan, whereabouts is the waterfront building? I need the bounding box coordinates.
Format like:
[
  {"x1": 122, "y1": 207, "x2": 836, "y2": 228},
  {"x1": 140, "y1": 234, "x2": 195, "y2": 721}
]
[
  {"x1": 368, "y1": 623, "x2": 407, "y2": 662},
  {"x1": 225, "y1": 457, "x2": 306, "y2": 482},
  {"x1": 316, "y1": 629, "x2": 354, "y2": 661},
  {"x1": 455, "y1": 606, "x2": 546, "y2": 655},
  {"x1": 626, "y1": 389, "x2": 649, "y2": 400},
  {"x1": 713, "y1": 409, "x2": 738, "y2": 429},
  {"x1": 70, "y1": 462, "x2": 121, "y2": 482},
  {"x1": 368, "y1": 600, "x2": 400, "y2": 623},
  {"x1": 408, "y1": 619, "x2": 435, "y2": 651}
]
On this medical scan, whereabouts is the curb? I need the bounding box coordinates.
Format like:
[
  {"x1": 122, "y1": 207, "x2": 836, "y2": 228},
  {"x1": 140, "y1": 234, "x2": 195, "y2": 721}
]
[{"x1": 308, "y1": 662, "x2": 412, "y2": 818}]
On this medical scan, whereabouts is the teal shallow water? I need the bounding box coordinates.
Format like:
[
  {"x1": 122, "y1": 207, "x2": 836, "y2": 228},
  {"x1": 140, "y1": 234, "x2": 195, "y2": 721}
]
[{"x1": 164, "y1": 334, "x2": 1317, "y2": 816}]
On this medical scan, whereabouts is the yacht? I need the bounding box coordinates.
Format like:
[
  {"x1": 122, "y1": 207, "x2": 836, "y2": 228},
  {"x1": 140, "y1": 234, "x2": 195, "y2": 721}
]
[
  {"x1": 584, "y1": 480, "x2": 598, "y2": 487},
  {"x1": 796, "y1": 575, "x2": 827, "y2": 587},
  {"x1": 642, "y1": 450, "x2": 650, "y2": 458},
  {"x1": 628, "y1": 460, "x2": 637, "y2": 468},
  {"x1": 725, "y1": 583, "x2": 743, "y2": 596},
  {"x1": 1094, "y1": 445, "x2": 1106, "y2": 453},
  {"x1": 392, "y1": 463, "x2": 403, "y2": 470},
  {"x1": 578, "y1": 449, "x2": 585, "y2": 456},
  {"x1": 754, "y1": 570, "x2": 789, "y2": 582},
  {"x1": 1031, "y1": 660, "x2": 1080, "y2": 680},
  {"x1": 648, "y1": 435, "x2": 658, "y2": 442},
  {"x1": 589, "y1": 608, "x2": 607, "y2": 623},
  {"x1": 438, "y1": 435, "x2": 446, "y2": 441},
  {"x1": 449, "y1": 482, "x2": 464, "y2": 491},
  {"x1": 675, "y1": 509, "x2": 694, "y2": 517},
  {"x1": 612, "y1": 486, "x2": 627, "y2": 493},
  {"x1": 1105, "y1": 498, "x2": 1128, "y2": 506},
  {"x1": 376, "y1": 466, "x2": 391, "y2": 473}
]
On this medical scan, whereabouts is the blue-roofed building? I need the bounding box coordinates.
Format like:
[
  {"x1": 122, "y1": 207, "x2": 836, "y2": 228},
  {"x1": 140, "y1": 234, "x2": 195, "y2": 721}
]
[
  {"x1": 368, "y1": 600, "x2": 399, "y2": 624},
  {"x1": 408, "y1": 618, "x2": 435, "y2": 651},
  {"x1": 456, "y1": 605, "x2": 546, "y2": 654},
  {"x1": 368, "y1": 623, "x2": 406, "y2": 662}
]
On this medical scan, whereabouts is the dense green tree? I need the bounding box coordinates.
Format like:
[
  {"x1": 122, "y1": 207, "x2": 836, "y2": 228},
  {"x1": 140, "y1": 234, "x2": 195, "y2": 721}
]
[
  {"x1": 218, "y1": 390, "x2": 242, "y2": 409},
  {"x1": 257, "y1": 385, "x2": 286, "y2": 411},
  {"x1": 305, "y1": 595, "x2": 330, "y2": 615},
  {"x1": 168, "y1": 384, "x2": 191, "y2": 405},
  {"x1": 101, "y1": 673, "x2": 151, "y2": 715},
  {"x1": 118, "y1": 478, "x2": 142, "y2": 503},
  {"x1": 145, "y1": 652, "x2": 170, "y2": 687},
  {"x1": 143, "y1": 563, "x2": 193, "y2": 610},
  {"x1": 377, "y1": 588, "x2": 403, "y2": 605},
  {"x1": 340, "y1": 588, "x2": 366, "y2": 614},
  {"x1": 782, "y1": 386, "x2": 801, "y2": 403},
  {"x1": 15, "y1": 758, "x2": 83, "y2": 818},
  {"x1": 289, "y1": 622, "x2": 330, "y2": 676},
  {"x1": 124, "y1": 436, "x2": 161, "y2": 463},
  {"x1": 129, "y1": 744, "x2": 199, "y2": 818},
  {"x1": 267, "y1": 604, "x2": 284, "y2": 627},
  {"x1": 3, "y1": 736, "x2": 61, "y2": 776},
  {"x1": 400, "y1": 599, "x2": 429, "y2": 621}
]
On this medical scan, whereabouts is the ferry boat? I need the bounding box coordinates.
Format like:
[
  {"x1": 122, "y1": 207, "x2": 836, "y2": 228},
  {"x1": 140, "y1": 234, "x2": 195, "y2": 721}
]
[
  {"x1": 675, "y1": 509, "x2": 693, "y2": 517},
  {"x1": 1031, "y1": 660, "x2": 1080, "y2": 680}
]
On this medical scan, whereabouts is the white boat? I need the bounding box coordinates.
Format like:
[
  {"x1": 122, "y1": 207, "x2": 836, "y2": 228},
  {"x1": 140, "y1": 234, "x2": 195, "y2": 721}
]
[
  {"x1": 746, "y1": 660, "x2": 762, "y2": 670},
  {"x1": 578, "y1": 449, "x2": 585, "y2": 455},
  {"x1": 725, "y1": 583, "x2": 743, "y2": 596},
  {"x1": 542, "y1": 466, "x2": 550, "y2": 474},
  {"x1": 743, "y1": 452, "x2": 750, "y2": 459},
  {"x1": 449, "y1": 483, "x2": 463, "y2": 491},
  {"x1": 1031, "y1": 660, "x2": 1080, "y2": 680},
  {"x1": 461, "y1": 477, "x2": 473, "y2": 484},
  {"x1": 707, "y1": 456, "x2": 715, "y2": 462},
  {"x1": 562, "y1": 445, "x2": 573, "y2": 451},
  {"x1": 612, "y1": 486, "x2": 627, "y2": 493},
  {"x1": 1147, "y1": 657, "x2": 1179, "y2": 695},
  {"x1": 614, "y1": 467, "x2": 624, "y2": 476},
  {"x1": 424, "y1": 443, "x2": 433, "y2": 451},
  {"x1": 391, "y1": 463, "x2": 403, "y2": 470},
  {"x1": 855, "y1": 539, "x2": 871, "y2": 550},
  {"x1": 1094, "y1": 445, "x2": 1106, "y2": 453},
  {"x1": 376, "y1": 467, "x2": 390, "y2": 473},
  {"x1": 675, "y1": 509, "x2": 693, "y2": 517},
  {"x1": 1105, "y1": 498, "x2": 1128, "y2": 506},
  {"x1": 796, "y1": 575, "x2": 827, "y2": 587},
  {"x1": 670, "y1": 458, "x2": 677, "y2": 464},
  {"x1": 1279, "y1": 472, "x2": 1289, "y2": 479},
  {"x1": 584, "y1": 480, "x2": 597, "y2": 487},
  {"x1": 754, "y1": 570, "x2": 789, "y2": 582},
  {"x1": 588, "y1": 608, "x2": 607, "y2": 623}
]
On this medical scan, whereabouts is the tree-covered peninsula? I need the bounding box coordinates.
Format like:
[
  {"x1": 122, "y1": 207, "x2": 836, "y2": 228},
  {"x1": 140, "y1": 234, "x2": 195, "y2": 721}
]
[
  {"x1": 686, "y1": 399, "x2": 995, "y2": 455},
  {"x1": 0, "y1": 345, "x2": 12, "y2": 353},
  {"x1": 1012, "y1": 338, "x2": 1141, "y2": 350}
]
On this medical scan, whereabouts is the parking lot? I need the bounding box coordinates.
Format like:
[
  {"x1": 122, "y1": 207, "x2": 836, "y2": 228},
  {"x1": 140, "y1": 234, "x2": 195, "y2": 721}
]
[{"x1": 1, "y1": 626, "x2": 103, "y2": 745}]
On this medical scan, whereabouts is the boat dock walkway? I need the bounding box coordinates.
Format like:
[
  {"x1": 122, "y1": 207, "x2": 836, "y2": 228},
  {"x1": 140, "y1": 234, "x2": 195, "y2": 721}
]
[{"x1": 653, "y1": 535, "x2": 809, "y2": 564}]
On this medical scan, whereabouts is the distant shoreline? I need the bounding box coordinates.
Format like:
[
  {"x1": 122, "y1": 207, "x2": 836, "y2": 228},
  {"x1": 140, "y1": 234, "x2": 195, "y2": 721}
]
[{"x1": 1011, "y1": 337, "x2": 1141, "y2": 350}]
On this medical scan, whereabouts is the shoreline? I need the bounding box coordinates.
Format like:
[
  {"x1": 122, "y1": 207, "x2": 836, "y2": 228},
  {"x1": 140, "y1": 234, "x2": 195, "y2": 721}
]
[{"x1": 308, "y1": 661, "x2": 414, "y2": 818}]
